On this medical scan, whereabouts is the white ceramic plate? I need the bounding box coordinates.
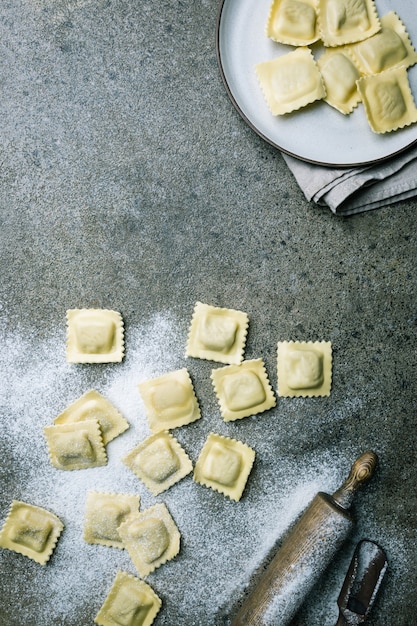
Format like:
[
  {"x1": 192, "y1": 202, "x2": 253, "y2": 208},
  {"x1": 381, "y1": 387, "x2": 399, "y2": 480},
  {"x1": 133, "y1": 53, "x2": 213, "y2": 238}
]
[{"x1": 216, "y1": 0, "x2": 417, "y2": 166}]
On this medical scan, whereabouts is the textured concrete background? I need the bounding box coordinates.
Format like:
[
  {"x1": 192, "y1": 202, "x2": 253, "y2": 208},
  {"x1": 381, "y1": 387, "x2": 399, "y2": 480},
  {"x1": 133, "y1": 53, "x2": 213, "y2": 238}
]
[{"x1": 0, "y1": 1, "x2": 416, "y2": 625}]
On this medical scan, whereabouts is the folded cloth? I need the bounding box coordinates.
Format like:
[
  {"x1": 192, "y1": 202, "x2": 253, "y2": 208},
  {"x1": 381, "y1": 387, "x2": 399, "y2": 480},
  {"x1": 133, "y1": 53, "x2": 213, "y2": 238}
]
[{"x1": 283, "y1": 143, "x2": 417, "y2": 216}]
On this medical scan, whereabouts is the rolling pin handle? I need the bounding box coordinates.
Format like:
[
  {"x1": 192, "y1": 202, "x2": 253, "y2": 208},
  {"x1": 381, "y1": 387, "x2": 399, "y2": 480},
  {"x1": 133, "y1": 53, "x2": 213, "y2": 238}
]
[{"x1": 332, "y1": 451, "x2": 378, "y2": 510}]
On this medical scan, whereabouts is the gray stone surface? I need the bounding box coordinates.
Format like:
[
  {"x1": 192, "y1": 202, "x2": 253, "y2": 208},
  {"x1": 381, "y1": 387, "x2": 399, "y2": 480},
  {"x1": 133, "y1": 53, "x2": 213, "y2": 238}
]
[{"x1": 0, "y1": 1, "x2": 416, "y2": 625}]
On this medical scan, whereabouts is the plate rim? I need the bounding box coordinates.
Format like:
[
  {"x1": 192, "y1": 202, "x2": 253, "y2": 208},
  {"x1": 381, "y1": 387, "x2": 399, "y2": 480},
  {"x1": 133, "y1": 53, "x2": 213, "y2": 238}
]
[{"x1": 215, "y1": 0, "x2": 417, "y2": 168}]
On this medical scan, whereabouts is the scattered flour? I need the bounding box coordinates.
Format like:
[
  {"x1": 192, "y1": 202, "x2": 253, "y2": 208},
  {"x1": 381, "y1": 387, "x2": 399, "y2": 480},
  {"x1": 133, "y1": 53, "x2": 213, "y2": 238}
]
[
  {"x1": 0, "y1": 313, "x2": 412, "y2": 626},
  {"x1": 0, "y1": 312, "x2": 184, "y2": 625}
]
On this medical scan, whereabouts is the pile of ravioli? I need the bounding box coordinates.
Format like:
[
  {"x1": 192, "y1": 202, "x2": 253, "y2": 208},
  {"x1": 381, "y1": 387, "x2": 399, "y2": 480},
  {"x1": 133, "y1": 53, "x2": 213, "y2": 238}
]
[
  {"x1": 0, "y1": 303, "x2": 332, "y2": 626},
  {"x1": 256, "y1": 0, "x2": 417, "y2": 133}
]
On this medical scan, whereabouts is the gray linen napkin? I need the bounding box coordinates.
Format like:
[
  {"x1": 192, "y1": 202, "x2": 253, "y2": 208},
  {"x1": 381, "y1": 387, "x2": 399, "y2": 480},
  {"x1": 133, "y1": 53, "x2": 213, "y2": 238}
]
[{"x1": 283, "y1": 143, "x2": 417, "y2": 216}]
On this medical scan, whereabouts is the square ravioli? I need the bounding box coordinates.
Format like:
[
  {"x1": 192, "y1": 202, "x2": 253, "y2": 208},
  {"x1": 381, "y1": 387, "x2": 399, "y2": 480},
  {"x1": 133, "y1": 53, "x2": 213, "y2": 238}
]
[
  {"x1": 0, "y1": 500, "x2": 64, "y2": 565},
  {"x1": 318, "y1": 49, "x2": 362, "y2": 114},
  {"x1": 122, "y1": 431, "x2": 193, "y2": 496},
  {"x1": 211, "y1": 359, "x2": 276, "y2": 421},
  {"x1": 54, "y1": 389, "x2": 129, "y2": 445},
  {"x1": 185, "y1": 302, "x2": 248, "y2": 365},
  {"x1": 66, "y1": 309, "x2": 124, "y2": 363},
  {"x1": 357, "y1": 66, "x2": 417, "y2": 134},
  {"x1": 256, "y1": 48, "x2": 326, "y2": 115},
  {"x1": 194, "y1": 433, "x2": 255, "y2": 502},
  {"x1": 348, "y1": 12, "x2": 417, "y2": 75},
  {"x1": 95, "y1": 570, "x2": 161, "y2": 626},
  {"x1": 318, "y1": 0, "x2": 380, "y2": 47},
  {"x1": 267, "y1": 0, "x2": 320, "y2": 46},
  {"x1": 138, "y1": 368, "x2": 201, "y2": 432},
  {"x1": 277, "y1": 341, "x2": 332, "y2": 396},
  {"x1": 84, "y1": 492, "x2": 140, "y2": 549},
  {"x1": 44, "y1": 419, "x2": 107, "y2": 470},
  {"x1": 118, "y1": 503, "x2": 180, "y2": 578}
]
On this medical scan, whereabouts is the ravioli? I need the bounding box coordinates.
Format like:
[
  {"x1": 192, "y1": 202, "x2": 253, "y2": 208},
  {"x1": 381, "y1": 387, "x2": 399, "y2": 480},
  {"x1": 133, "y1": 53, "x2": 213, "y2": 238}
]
[
  {"x1": 138, "y1": 368, "x2": 201, "y2": 432},
  {"x1": 186, "y1": 301, "x2": 249, "y2": 364},
  {"x1": 318, "y1": 0, "x2": 381, "y2": 47},
  {"x1": 54, "y1": 389, "x2": 129, "y2": 445},
  {"x1": 94, "y1": 571, "x2": 161, "y2": 626},
  {"x1": 256, "y1": 47, "x2": 326, "y2": 115},
  {"x1": 357, "y1": 66, "x2": 417, "y2": 134},
  {"x1": 122, "y1": 431, "x2": 193, "y2": 496},
  {"x1": 194, "y1": 433, "x2": 255, "y2": 501},
  {"x1": 66, "y1": 309, "x2": 124, "y2": 363},
  {"x1": 211, "y1": 358, "x2": 276, "y2": 421},
  {"x1": 277, "y1": 341, "x2": 332, "y2": 396},
  {"x1": 348, "y1": 12, "x2": 417, "y2": 75},
  {"x1": 0, "y1": 500, "x2": 64, "y2": 565},
  {"x1": 318, "y1": 49, "x2": 362, "y2": 114},
  {"x1": 84, "y1": 492, "x2": 140, "y2": 549},
  {"x1": 44, "y1": 419, "x2": 107, "y2": 470},
  {"x1": 267, "y1": 0, "x2": 320, "y2": 46},
  {"x1": 117, "y1": 503, "x2": 180, "y2": 578}
]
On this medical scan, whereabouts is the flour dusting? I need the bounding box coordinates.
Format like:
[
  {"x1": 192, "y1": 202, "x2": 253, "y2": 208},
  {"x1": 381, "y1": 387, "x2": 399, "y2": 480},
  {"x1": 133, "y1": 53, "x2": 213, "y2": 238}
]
[{"x1": 0, "y1": 313, "x2": 411, "y2": 626}]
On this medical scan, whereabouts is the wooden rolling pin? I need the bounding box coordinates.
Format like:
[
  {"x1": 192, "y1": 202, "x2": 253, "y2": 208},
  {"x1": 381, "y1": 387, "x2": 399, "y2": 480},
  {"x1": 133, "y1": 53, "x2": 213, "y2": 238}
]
[{"x1": 231, "y1": 451, "x2": 378, "y2": 626}]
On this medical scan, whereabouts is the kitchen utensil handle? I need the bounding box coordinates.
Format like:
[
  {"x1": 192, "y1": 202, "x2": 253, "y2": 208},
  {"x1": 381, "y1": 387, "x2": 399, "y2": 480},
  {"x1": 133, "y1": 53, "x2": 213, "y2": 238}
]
[
  {"x1": 231, "y1": 493, "x2": 353, "y2": 626},
  {"x1": 332, "y1": 451, "x2": 378, "y2": 509}
]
